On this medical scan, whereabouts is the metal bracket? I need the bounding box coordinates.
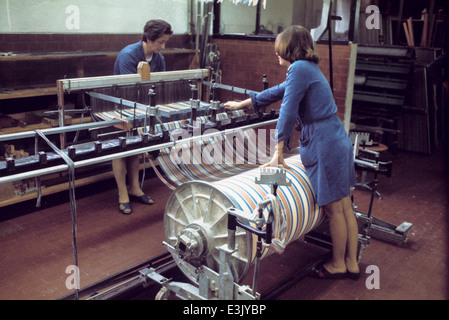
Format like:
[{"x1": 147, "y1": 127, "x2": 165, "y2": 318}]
[
  {"x1": 255, "y1": 167, "x2": 292, "y2": 187},
  {"x1": 143, "y1": 242, "x2": 259, "y2": 300},
  {"x1": 356, "y1": 212, "x2": 413, "y2": 246}
]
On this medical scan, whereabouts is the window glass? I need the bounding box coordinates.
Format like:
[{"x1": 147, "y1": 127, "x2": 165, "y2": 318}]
[
  {"x1": 219, "y1": 0, "x2": 324, "y2": 35},
  {"x1": 219, "y1": 0, "x2": 354, "y2": 41}
]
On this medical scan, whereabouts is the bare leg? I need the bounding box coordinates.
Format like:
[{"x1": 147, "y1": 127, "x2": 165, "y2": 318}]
[
  {"x1": 342, "y1": 196, "x2": 360, "y2": 274},
  {"x1": 126, "y1": 155, "x2": 145, "y2": 197},
  {"x1": 112, "y1": 158, "x2": 130, "y2": 203},
  {"x1": 322, "y1": 198, "x2": 348, "y2": 274}
]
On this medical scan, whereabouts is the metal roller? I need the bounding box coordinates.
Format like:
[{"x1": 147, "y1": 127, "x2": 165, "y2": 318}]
[{"x1": 163, "y1": 154, "x2": 323, "y2": 285}]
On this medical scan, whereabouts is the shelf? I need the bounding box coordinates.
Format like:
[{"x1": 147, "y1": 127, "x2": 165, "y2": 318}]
[
  {"x1": 0, "y1": 87, "x2": 57, "y2": 100},
  {"x1": 0, "y1": 49, "x2": 198, "y2": 100}
]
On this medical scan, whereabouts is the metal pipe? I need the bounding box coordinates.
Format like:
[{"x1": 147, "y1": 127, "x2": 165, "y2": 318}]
[
  {"x1": 0, "y1": 118, "x2": 278, "y2": 184},
  {"x1": 0, "y1": 119, "x2": 123, "y2": 142}
]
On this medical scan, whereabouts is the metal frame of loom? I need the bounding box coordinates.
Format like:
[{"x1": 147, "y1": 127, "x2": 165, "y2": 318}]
[
  {"x1": 0, "y1": 68, "x2": 282, "y2": 180},
  {"x1": 55, "y1": 69, "x2": 212, "y2": 147},
  {"x1": 0, "y1": 68, "x2": 285, "y2": 301},
  {"x1": 0, "y1": 68, "x2": 411, "y2": 301}
]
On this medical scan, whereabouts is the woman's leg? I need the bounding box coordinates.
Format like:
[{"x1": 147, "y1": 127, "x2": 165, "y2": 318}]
[
  {"x1": 342, "y1": 196, "x2": 360, "y2": 274},
  {"x1": 317, "y1": 195, "x2": 360, "y2": 276},
  {"x1": 112, "y1": 158, "x2": 130, "y2": 203},
  {"x1": 126, "y1": 155, "x2": 145, "y2": 197},
  {"x1": 322, "y1": 198, "x2": 348, "y2": 274}
]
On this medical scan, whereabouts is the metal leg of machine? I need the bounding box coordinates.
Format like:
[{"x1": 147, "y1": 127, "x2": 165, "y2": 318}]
[
  {"x1": 141, "y1": 166, "x2": 317, "y2": 300},
  {"x1": 355, "y1": 212, "x2": 413, "y2": 246},
  {"x1": 141, "y1": 242, "x2": 259, "y2": 300},
  {"x1": 354, "y1": 149, "x2": 413, "y2": 246},
  {"x1": 304, "y1": 213, "x2": 371, "y2": 262}
]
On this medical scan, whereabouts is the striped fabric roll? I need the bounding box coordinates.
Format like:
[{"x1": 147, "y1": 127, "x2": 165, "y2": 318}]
[
  {"x1": 211, "y1": 155, "x2": 323, "y2": 260},
  {"x1": 150, "y1": 110, "x2": 265, "y2": 189},
  {"x1": 163, "y1": 153, "x2": 323, "y2": 283}
]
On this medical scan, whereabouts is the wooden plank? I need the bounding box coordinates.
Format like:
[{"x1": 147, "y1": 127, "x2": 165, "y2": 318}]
[
  {"x1": 407, "y1": 17, "x2": 415, "y2": 46},
  {"x1": 427, "y1": 14, "x2": 436, "y2": 47},
  {"x1": 137, "y1": 61, "x2": 151, "y2": 81},
  {"x1": 0, "y1": 87, "x2": 58, "y2": 100},
  {"x1": 403, "y1": 21, "x2": 412, "y2": 46},
  {"x1": 420, "y1": 12, "x2": 429, "y2": 47},
  {"x1": 0, "y1": 51, "x2": 118, "y2": 62},
  {"x1": 356, "y1": 61, "x2": 410, "y2": 75},
  {"x1": 344, "y1": 43, "x2": 357, "y2": 134}
]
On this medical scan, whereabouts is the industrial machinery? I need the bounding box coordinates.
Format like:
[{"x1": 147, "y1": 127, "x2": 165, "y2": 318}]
[
  {"x1": 143, "y1": 157, "x2": 323, "y2": 300},
  {"x1": 140, "y1": 133, "x2": 412, "y2": 301},
  {"x1": 0, "y1": 66, "x2": 411, "y2": 301}
]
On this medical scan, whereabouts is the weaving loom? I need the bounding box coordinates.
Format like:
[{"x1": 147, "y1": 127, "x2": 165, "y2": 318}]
[
  {"x1": 0, "y1": 67, "x2": 329, "y2": 300},
  {"x1": 0, "y1": 68, "x2": 383, "y2": 301},
  {"x1": 0, "y1": 68, "x2": 281, "y2": 177}
]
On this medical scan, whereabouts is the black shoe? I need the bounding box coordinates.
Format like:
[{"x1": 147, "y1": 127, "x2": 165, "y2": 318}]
[
  {"x1": 346, "y1": 271, "x2": 361, "y2": 280},
  {"x1": 311, "y1": 264, "x2": 347, "y2": 280}
]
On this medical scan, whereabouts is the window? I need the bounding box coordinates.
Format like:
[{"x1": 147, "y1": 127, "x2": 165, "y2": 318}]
[{"x1": 213, "y1": 0, "x2": 358, "y2": 43}]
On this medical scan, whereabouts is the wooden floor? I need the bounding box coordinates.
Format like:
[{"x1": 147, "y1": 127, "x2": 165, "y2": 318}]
[{"x1": 0, "y1": 148, "x2": 448, "y2": 300}]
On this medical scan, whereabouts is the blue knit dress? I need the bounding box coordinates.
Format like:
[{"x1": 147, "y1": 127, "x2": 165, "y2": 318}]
[{"x1": 250, "y1": 60, "x2": 356, "y2": 206}]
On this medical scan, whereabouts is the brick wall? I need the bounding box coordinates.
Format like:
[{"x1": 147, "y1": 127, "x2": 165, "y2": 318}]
[{"x1": 212, "y1": 37, "x2": 353, "y2": 123}]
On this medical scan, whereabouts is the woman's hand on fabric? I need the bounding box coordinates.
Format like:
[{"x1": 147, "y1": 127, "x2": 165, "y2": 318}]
[
  {"x1": 260, "y1": 151, "x2": 291, "y2": 169},
  {"x1": 260, "y1": 141, "x2": 290, "y2": 169}
]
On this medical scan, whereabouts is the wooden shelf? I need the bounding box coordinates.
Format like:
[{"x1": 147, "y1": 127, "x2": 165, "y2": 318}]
[
  {"x1": 0, "y1": 87, "x2": 57, "y2": 100},
  {"x1": 0, "y1": 48, "x2": 198, "y2": 101},
  {"x1": 0, "y1": 113, "x2": 93, "y2": 135}
]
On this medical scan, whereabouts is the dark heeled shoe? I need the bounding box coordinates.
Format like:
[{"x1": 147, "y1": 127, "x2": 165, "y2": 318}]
[
  {"x1": 129, "y1": 194, "x2": 153, "y2": 205},
  {"x1": 311, "y1": 264, "x2": 347, "y2": 280},
  {"x1": 346, "y1": 271, "x2": 361, "y2": 280},
  {"x1": 119, "y1": 202, "x2": 132, "y2": 215}
]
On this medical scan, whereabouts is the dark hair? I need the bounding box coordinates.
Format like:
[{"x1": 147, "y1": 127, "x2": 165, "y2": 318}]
[
  {"x1": 275, "y1": 25, "x2": 320, "y2": 64},
  {"x1": 142, "y1": 19, "x2": 173, "y2": 42}
]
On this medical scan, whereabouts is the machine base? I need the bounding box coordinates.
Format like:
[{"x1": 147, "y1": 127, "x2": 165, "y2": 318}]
[{"x1": 356, "y1": 212, "x2": 413, "y2": 246}]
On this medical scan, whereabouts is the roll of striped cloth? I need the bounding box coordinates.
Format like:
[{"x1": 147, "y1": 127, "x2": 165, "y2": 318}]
[
  {"x1": 149, "y1": 110, "x2": 276, "y2": 189},
  {"x1": 213, "y1": 155, "x2": 322, "y2": 258},
  {"x1": 163, "y1": 153, "x2": 323, "y2": 283}
]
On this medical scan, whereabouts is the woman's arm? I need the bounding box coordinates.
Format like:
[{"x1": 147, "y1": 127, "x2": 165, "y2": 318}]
[
  {"x1": 224, "y1": 98, "x2": 252, "y2": 110},
  {"x1": 224, "y1": 82, "x2": 287, "y2": 111},
  {"x1": 276, "y1": 62, "x2": 309, "y2": 148}
]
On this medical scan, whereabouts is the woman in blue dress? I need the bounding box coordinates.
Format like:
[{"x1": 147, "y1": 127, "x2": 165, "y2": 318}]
[
  {"x1": 224, "y1": 26, "x2": 359, "y2": 280},
  {"x1": 113, "y1": 20, "x2": 172, "y2": 215}
]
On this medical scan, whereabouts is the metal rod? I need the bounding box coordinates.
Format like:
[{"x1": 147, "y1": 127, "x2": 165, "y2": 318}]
[
  {"x1": 203, "y1": 81, "x2": 259, "y2": 95},
  {"x1": 0, "y1": 119, "x2": 124, "y2": 142},
  {"x1": 0, "y1": 118, "x2": 278, "y2": 184},
  {"x1": 87, "y1": 91, "x2": 150, "y2": 111}
]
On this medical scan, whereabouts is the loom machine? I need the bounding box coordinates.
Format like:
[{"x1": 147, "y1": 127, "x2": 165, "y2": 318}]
[
  {"x1": 1, "y1": 12, "x2": 414, "y2": 303},
  {"x1": 0, "y1": 67, "x2": 276, "y2": 180},
  {"x1": 0, "y1": 65, "x2": 413, "y2": 300},
  {"x1": 0, "y1": 66, "x2": 330, "y2": 300}
]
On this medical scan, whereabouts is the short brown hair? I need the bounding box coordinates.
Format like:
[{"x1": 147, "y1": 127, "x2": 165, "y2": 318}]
[
  {"x1": 275, "y1": 25, "x2": 320, "y2": 64},
  {"x1": 142, "y1": 19, "x2": 173, "y2": 42}
]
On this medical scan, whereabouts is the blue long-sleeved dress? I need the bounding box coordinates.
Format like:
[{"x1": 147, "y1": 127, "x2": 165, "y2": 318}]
[{"x1": 250, "y1": 60, "x2": 356, "y2": 206}]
